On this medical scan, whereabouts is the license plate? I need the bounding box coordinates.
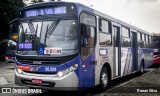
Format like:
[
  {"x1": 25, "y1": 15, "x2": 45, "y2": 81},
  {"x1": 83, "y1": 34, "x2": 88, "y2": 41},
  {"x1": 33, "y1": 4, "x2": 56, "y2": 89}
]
[{"x1": 32, "y1": 79, "x2": 42, "y2": 84}]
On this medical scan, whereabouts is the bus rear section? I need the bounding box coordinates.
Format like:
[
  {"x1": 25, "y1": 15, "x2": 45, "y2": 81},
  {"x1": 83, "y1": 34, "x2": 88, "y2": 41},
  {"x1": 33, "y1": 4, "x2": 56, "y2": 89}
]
[{"x1": 153, "y1": 35, "x2": 160, "y2": 64}]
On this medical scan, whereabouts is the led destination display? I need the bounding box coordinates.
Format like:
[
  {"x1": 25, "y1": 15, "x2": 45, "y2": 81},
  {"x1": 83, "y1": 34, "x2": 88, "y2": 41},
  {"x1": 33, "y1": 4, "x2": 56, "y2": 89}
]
[{"x1": 25, "y1": 6, "x2": 67, "y2": 17}]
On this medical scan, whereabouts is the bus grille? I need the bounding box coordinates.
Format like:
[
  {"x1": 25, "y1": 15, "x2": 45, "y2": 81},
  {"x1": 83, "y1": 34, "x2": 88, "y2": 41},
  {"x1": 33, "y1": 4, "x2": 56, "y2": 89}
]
[
  {"x1": 23, "y1": 71, "x2": 57, "y2": 75},
  {"x1": 17, "y1": 58, "x2": 63, "y2": 65}
]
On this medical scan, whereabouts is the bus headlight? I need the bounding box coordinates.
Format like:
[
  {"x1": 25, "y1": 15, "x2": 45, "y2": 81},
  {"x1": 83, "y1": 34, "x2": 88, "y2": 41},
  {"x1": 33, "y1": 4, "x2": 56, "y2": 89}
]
[
  {"x1": 56, "y1": 64, "x2": 78, "y2": 77},
  {"x1": 57, "y1": 71, "x2": 64, "y2": 77},
  {"x1": 17, "y1": 68, "x2": 23, "y2": 74}
]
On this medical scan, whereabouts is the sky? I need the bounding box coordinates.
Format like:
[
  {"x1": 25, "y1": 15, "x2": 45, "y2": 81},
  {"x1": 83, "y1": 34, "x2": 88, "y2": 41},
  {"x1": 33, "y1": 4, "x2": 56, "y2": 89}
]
[{"x1": 53, "y1": 0, "x2": 160, "y2": 34}]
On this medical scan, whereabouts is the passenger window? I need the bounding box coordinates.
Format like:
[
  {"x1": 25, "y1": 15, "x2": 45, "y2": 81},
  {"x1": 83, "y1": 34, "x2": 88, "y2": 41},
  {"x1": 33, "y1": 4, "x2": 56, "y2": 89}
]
[
  {"x1": 99, "y1": 33, "x2": 111, "y2": 46},
  {"x1": 137, "y1": 32, "x2": 141, "y2": 40},
  {"x1": 122, "y1": 27, "x2": 130, "y2": 47},
  {"x1": 99, "y1": 20, "x2": 109, "y2": 33},
  {"x1": 122, "y1": 27, "x2": 129, "y2": 38},
  {"x1": 122, "y1": 37, "x2": 130, "y2": 47},
  {"x1": 99, "y1": 19, "x2": 112, "y2": 46}
]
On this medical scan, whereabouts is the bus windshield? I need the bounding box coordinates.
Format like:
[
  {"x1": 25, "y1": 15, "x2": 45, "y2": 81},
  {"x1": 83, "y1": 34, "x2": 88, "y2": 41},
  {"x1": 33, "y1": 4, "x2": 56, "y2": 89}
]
[{"x1": 18, "y1": 19, "x2": 78, "y2": 57}]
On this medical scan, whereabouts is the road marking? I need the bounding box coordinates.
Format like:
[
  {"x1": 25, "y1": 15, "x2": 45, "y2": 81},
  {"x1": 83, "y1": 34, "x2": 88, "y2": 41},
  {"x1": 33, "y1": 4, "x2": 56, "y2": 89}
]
[{"x1": 106, "y1": 68, "x2": 157, "y2": 92}]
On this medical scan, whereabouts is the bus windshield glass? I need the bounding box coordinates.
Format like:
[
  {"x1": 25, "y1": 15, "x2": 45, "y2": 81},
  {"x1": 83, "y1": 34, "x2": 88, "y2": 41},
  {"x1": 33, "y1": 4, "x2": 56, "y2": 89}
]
[{"x1": 18, "y1": 19, "x2": 78, "y2": 57}]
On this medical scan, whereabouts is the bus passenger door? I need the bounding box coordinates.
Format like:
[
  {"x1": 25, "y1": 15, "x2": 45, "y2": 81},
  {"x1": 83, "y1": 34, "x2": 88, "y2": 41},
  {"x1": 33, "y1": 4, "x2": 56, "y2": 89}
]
[
  {"x1": 80, "y1": 13, "x2": 96, "y2": 88},
  {"x1": 80, "y1": 25, "x2": 96, "y2": 88},
  {"x1": 131, "y1": 32, "x2": 138, "y2": 71},
  {"x1": 113, "y1": 25, "x2": 121, "y2": 77}
]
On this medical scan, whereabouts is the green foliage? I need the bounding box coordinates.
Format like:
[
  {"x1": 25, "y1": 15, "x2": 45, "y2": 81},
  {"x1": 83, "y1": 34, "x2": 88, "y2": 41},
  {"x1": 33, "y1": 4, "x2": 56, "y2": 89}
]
[
  {"x1": 0, "y1": 0, "x2": 24, "y2": 39},
  {"x1": 0, "y1": 39, "x2": 8, "y2": 45},
  {"x1": 0, "y1": 0, "x2": 24, "y2": 21}
]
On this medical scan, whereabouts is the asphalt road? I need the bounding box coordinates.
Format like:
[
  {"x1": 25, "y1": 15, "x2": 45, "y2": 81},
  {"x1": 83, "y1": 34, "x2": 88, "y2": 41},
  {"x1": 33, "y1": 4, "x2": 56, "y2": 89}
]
[{"x1": 0, "y1": 62, "x2": 159, "y2": 96}]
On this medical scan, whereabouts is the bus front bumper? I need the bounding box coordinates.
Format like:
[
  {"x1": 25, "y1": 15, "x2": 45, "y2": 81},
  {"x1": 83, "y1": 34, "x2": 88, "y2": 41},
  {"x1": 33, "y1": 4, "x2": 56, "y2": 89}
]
[{"x1": 15, "y1": 69, "x2": 79, "y2": 90}]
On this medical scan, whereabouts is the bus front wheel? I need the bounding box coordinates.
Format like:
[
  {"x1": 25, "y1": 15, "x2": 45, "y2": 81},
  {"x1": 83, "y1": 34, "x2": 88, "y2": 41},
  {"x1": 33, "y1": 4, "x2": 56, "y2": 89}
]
[{"x1": 99, "y1": 67, "x2": 109, "y2": 90}]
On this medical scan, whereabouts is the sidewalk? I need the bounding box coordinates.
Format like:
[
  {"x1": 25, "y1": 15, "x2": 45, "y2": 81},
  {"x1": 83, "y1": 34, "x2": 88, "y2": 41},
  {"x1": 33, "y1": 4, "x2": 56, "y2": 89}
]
[{"x1": 0, "y1": 62, "x2": 15, "y2": 85}]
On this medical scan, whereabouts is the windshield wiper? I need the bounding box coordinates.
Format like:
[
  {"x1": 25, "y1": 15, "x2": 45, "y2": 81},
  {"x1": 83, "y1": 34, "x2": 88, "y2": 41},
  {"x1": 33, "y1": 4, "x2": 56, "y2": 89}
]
[
  {"x1": 44, "y1": 24, "x2": 49, "y2": 47},
  {"x1": 28, "y1": 20, "x2": 35, "y2": 34},
  {"x1": 45, "y1": 18, "x2": 60, "y2": 38},
  {"x1": 27, "y1": 21, "x2": 39, "y2": 50}
]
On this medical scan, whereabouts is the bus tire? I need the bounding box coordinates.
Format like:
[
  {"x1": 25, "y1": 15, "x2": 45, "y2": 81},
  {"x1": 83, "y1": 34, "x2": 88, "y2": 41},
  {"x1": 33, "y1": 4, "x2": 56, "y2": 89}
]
[
  {"x1": 99, "y1": 67, "x2": 109, "y2": 90},
  {"x1": 139, "y1": 60, "x2": 144, "y2": 75}
]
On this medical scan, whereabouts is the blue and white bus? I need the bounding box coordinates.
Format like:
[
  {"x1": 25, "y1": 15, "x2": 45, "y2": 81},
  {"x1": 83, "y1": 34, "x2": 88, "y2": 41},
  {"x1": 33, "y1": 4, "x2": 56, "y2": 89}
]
[{"x1": 15, "y1": 1, "x2": 153, "y2": 90}]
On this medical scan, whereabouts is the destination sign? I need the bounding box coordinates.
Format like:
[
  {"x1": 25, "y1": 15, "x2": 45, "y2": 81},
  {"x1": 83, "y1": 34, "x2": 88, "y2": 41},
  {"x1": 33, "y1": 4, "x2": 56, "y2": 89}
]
[{"x1": 25, "y1": 6, "x2": 67, "y2": 17}]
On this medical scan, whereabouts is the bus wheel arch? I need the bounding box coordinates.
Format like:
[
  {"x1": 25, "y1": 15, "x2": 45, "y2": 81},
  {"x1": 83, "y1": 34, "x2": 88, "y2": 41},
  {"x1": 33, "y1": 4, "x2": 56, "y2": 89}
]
[{"x1": 98, "y1": 62, "x2": 111, "y2": 90}]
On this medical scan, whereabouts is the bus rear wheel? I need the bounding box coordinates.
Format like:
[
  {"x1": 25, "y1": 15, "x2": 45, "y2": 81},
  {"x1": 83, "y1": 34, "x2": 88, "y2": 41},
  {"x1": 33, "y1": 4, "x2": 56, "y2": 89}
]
[{"x1": 99, "y1": 67, "x2": 109, "y2": 90}]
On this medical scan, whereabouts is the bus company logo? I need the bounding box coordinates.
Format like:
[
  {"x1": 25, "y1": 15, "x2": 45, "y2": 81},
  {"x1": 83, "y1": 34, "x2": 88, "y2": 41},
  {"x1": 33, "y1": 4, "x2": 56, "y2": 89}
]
[
  {"x1": 44, "y1": 48, "x2": 62, "y2": 54},
  {"x1": 29, "y1": 66, "x2": 41, "y2": 72},
  {"x1": 33, "y1": 61, "x2": 42, "y2": 64},
  {"x1": 2, "y1": 88, "x2": 11, "y2": 93}
]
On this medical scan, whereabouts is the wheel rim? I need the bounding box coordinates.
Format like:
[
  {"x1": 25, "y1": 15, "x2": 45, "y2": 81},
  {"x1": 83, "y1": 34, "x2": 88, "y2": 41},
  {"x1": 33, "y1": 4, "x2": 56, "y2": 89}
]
[{"x1": 101, "y1": 72, "x2": 108, "y2": 88}]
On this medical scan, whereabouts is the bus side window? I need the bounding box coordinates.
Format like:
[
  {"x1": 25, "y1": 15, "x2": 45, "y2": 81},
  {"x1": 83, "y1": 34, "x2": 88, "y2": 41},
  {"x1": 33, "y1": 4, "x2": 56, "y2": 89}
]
[
  {"x1": 81, "y1": 23, "x2": 88, "y2": 46},
  {"x1": 80, "y1": 24, "x2": 96, "y2": 59},
  {"x1": 81, "y1": 24, "x2": 95, "y2": 47},
  {"x1": 87, "y1": 26, "x2": 96, "y2": 47},
  {"x1": 121, "y1": 27, "x2": 130, "y2": 47},
  {"x1": 99, "y1": 19, "x2": 112, "y2": 46}
]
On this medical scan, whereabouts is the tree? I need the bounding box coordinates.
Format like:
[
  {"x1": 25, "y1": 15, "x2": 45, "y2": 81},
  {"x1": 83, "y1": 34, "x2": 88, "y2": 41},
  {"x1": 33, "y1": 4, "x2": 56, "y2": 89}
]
[{"x1": 0, "y1": 0, "x2": 24, "y2": 39}]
